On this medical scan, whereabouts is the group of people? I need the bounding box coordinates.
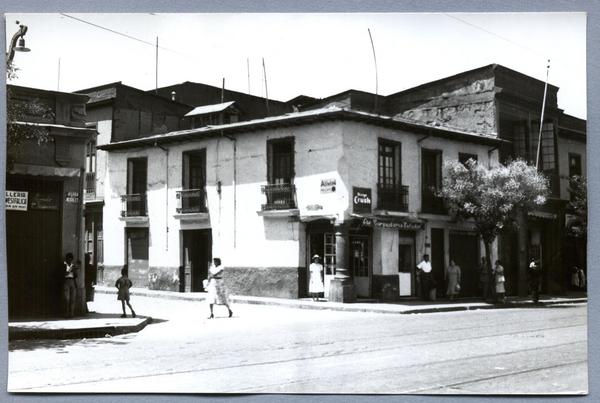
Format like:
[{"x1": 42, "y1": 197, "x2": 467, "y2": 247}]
[{"x1": 478, "y1": 257, "x2": 507, "y2": 303}]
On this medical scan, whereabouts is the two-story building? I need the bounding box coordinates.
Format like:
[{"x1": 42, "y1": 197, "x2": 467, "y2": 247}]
[
  {"x1": 98, "y1": 102, "x2": 503, "y2": 301},
  {"x1": 6, "y1": 85, "x2": 95, "y2": 317}
]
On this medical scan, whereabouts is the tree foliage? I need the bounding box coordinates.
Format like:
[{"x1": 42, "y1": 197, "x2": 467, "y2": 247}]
[{"x1": 439, "y1": 159, "x2": 549, "y2": 245}]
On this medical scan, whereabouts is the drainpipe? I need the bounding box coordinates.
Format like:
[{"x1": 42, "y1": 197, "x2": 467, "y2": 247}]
[
  {"x1": 221, "y1": 131, "x2": 237, "y2": 248},
  {"x1": 154, "y1": 142, "x2": 169, "y2": 251}
]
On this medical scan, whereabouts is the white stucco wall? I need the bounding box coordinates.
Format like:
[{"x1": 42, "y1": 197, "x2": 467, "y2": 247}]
[{"x1": 557, "y1": 135, "x2": 586, "y2": 199}]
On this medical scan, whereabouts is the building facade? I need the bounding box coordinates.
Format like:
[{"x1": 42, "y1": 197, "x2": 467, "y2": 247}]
[
  {"x1": 6, "y1": 85, "x2": 95, "y2": 317},
  {"x1": 98, "y1": 106, "x2": 502, "y2": 301}
]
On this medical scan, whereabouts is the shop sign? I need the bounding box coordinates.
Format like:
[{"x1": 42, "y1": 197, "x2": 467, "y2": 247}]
[
  {"x1": 352, "y1": 187, "x2": 372, "y2": 213},
  {"x1": 30, "y1": 192, "x2": 60, "y2": 210},
  {"x1": 306, "y1": 204, "x2": 323, "y2": 211},
  {"x1": 320, "y1": 178, "x2": 336, "y2": 193},
  {"x1": 6, "y1": 190, "x2": 28, "y2": 211},
  {"x1": 361, "y1": 217, "x2": 423, "y2": 230},
  {"x1": 66, "y1": 191, "x2": 80, "y2": 203}
]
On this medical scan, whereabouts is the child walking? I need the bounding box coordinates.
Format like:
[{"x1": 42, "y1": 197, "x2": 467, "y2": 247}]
[{"x1": 115, "y1": 266, "x2": 136, "y2": 318}]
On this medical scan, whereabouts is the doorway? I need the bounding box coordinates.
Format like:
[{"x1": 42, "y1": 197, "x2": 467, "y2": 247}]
[
  {"x1": 449, "y1": 232, "x2": 480, "y2": 297},
  {"x1": 350, "y1": 235, "x2": 371, "y2": 298},
  {"x1": 181, "y1": 229, "x2": 212, "y2": 292},
  {"x1": 430, "y1": 228, "x2": 445, "y2": 297},
  {"x1": 308, "y1": 231, "x2": 336, "y2": 298},
  {"x1": 125, "y1": 228, "x2": 149, "y2": 286}
]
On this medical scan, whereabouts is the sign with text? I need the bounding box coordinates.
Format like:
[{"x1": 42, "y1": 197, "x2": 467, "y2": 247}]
[
  {"x1": 320, "y1": 178, "x2": 336, "y2": 193},
  {"x1": 360, "y1": 217, "x2": 423, "y2": 230},
  {"x1": 6, "y1": 190, "x2": 28, "y2": 211},
  {"x1": 352, "y1": 187, "x2": 372, "y2": 214},
  {"x1": 66, "y1": 191, "x2": 80, "y2": 203}
]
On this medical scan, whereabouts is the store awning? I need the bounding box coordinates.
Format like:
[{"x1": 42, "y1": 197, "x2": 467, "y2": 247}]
[
  {"x1": 8, "y1": 163, "x2": 81, "y2": 178},
  {"x1": 350, "y1": 213, "x2": 425, "y2": 230}
]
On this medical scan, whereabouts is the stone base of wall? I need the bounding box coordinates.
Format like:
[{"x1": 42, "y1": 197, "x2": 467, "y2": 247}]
[
  {"x1": 224, "y1": 267, "x2": 304, "y2": 299},
  {"x1": 372, "y1": 274, "x2": 401, "y2": 302},
  {"x1": 101, "y1": 266, "x2": 179, "y2": 292}
]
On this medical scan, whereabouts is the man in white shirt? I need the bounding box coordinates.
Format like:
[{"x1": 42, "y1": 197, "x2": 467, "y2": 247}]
[{"x1": 417, "y1": 254, "x2": 434, "y2": 301}]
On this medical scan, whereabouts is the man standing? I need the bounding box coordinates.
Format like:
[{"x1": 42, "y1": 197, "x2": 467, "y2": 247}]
[
  {"x1": 417, "y1": 254, "x2": 433, "y2": 301},
  {"x1": 528, "y1": 258, "x2": 542, "y2": 303},
  {"x1": 62, "y1": 252, "x2": 78, "y2": 318}
]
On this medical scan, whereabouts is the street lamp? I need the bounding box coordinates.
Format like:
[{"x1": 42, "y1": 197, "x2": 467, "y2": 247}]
[{"x1": 6, "y1": 21, "x2": 30, "y2": 67}]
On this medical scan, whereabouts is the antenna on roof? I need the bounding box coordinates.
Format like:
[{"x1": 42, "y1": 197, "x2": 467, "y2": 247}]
[
  {"x1": 221, "y1": 78, "x2": 225, "y2": 103},
  {"x1": 262, "y1": 57, "x2": 270, "y2": 115},
  {"x1": 247, "y1": 57, "x2": 251, "y2": 95},
  {"x1": 368, "y1": 28, "x2": 379, "y2": 114},
  {"x1": 57, "y1": 57, "x2": 61, "y2": 91},
  {"x1": 155, "y1": 36, "x2": 159, "y2": 94},
  {"x1": 535, "y1": 59, "x2": 550, "y2": 170}
]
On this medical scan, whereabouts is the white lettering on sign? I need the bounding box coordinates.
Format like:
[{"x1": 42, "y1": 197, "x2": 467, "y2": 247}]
[
  {"x1": 320, "y1": 178, "x2": 336, "y2": 193},
  {"x1": 354, "y1": 192, "x2": 371, "y2": 205},
  {"x1": 6, "y1": 190, "x2": 28, "y2": 211}
]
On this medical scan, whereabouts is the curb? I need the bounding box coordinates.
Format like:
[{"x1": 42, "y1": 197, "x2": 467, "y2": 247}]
[
  {"x1": 8, "y1": 317, "x2": 153, "y2": 341},
  {"x1": 94, "y1": 287, "x2": 586, "y2": 316}
]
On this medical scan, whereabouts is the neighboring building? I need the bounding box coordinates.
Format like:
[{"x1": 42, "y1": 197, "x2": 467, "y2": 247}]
[
  {"x1": 75, "y1": 82, "x2": 193, "y2": 284},
  {"x1": 98, "y1": 105, "x2": 503, "y2": 301},
  {"x1": 6, "y1": 84, "x2": 95, "y2": 317},
  {"x1": 385, "y1": 64, "x2": 587, "y2": 295}
]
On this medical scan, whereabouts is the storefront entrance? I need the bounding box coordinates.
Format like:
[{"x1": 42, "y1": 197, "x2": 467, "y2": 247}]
[
  {"x1": 449, "y1": 231, "x2": 480, "y2": 297},
  {"x1": 308, "y1": 230, "x2": 336, "y2": 298},
  {"x1": 125, "y1": 228, "x2": 149, "y2": 286},
  {"x1": 181, "y1": 229, "x2": 212, "y2": 292},
  {"x1": 350, "y1": 235, "x2": 371, "y2": 297}
]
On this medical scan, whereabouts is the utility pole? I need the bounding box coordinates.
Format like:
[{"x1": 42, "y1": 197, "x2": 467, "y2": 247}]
[{"x1": 535, "y1": 60, "x2": 550, "y2": 170}]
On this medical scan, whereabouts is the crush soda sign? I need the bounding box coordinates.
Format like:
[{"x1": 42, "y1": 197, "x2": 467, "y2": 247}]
[{"x1": 352, "y1": 187, "x2": 371, "y2": 213}]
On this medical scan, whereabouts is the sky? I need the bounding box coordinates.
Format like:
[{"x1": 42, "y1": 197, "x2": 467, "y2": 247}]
[{"x1": 5, "y1": 12, "x2": 587, "y2": 118}]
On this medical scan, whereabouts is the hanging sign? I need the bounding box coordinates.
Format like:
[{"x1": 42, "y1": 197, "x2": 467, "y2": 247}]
[
  {"x1": 66, "y1": 191, "x2": 80, "y2": 203},
  {"x1": 353, "y1": 187, "x2": 372, "y2": 213},
  {"x1": 320, "y1": 178, "x2": 336, "y2": 193},
  {"x1": 360, "y1": 217, "x2": 423, "y2": 230},
  {"x1": 6, "y1": 190, "x2": 28, "y2": 211}
]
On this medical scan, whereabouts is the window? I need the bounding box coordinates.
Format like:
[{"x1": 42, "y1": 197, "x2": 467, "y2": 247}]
[
  {"x1": 458, "y1": 153, "x2": 478, "y2": 166},
  {"x1": 267, "y1": 138, "x2": 294, "y2": 184},
  {"x1": 421, "y1": 149, "x2": 444, "y2": 214},
  {"x1": 85, "y1": 140, "x2": 96, "y2": 173},
  {"x1": 512, "y1": 123, "x2": 528, "y2": 160},
  {"x1": 123, "y1": 158, "x2": 147, "y2": 217},
  {"x1": 378, "y1": 139, "x2": 401, "y2": 186},
  {"x1": 569, "y1": 153, "x2": 582, "y2": 177},
  {"x1": 179, "y1": 150, "x2": 207, "y2": 213},
  {"x1": 531, "y1": 121, "x2": 557, "y2": 171}
]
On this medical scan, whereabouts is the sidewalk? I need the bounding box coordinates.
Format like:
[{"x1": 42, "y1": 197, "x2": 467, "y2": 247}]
[{"x1": 8, "y1": 286, "x2": 586, "y2": 341}]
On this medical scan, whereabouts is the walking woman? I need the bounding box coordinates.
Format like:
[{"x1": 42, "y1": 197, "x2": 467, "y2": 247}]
[
  {"x1": 308, "y1": 255, "x2": 324, "y2": 301},
  {"x1": 446, "y1": 259, "x2": 461, "y2": 301},
  {"x1": 494, "y1": 260, "x2": 506, "y2": 303},
  {"x1": 206, "y1": 258, "x2": 233, "y2": 319}
]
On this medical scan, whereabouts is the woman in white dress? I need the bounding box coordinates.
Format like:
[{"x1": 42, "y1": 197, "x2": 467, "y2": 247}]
[
  {"x1": 308, "y1": 255, "x2": 324, "y2": 301},
  {"x1": 205, "y1": 257, "x2": 233, "y2": 319}
]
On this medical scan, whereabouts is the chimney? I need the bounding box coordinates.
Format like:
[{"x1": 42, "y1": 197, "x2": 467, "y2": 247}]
[{"x1": 171, "y1": 91, "x2": 176, "y2": 101}]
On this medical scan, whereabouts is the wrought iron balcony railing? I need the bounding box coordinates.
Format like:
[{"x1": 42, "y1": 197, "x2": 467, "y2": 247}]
[
  {"x1": 261, "y1": 183, "x2": 297, "y2": 211},
  {"x1": 421, "y1": 186, "x2": 446, "y2": 214},
  {"x1": 176, "y1": 189, "x2": 208, "y2": 214},
  {"x1": 120, "y1": 193, "x2": 147, "y2": 217},
  {"x1": 377, "y1": 183, "x2": 409, "y2": 212},
  {"x1": 84, "y1": 171, "x2": 96, "y2": 200}
]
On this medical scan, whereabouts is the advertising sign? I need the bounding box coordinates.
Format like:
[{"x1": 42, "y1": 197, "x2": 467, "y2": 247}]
[
  {"x1": 352, "y1": 187, "x2": 372, "y2": 213},
  {"x1": 6, "y1": 190, "x2": 28, "y2": 211},
  {"x1": 320, "y1": 178, "x2": 336, "y2": 193}
]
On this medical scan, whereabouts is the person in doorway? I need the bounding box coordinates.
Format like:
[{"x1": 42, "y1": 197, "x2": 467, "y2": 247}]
[
  {"x1": 528, "y1": 258, "x2": 542, "y2": 303},
  {"x1": 206, "y1": 258, "x2": 233, "y2": 319},
  {"x1": 308, "y1": 255, "x2": 325, "y2": 301},
  {"x1": 494, "y1": 260, "x2": 506, "y2": 304},
  {"x1": 445, "y1": 259, "x2": 461, "y2": 301},
  {"x1": 115, "y1": 266, "x2": 136, "y2": 318},
  {"x1": 62, "y1": 252, "x2": 79, "y2": 318},
  {"x1": 417, "y1": 254, "x2": 433, "y2": 301},
  {"x1": 479, "y1": 257, "x2": 490, "y2": 302},
  {"x1": 84, "y1": 252, "x2": 96, "y2": 312},
  {"x1": 571, "y1": 266, "x2": 586, "y2": 291}
]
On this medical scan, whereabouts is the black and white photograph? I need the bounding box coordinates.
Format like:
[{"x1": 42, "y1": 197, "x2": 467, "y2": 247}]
[{"x1": 4, "y1": 11, "x2": 588, "y2": 395}]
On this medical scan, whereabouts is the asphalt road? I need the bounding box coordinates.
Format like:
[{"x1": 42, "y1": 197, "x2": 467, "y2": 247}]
[{"x1": 8, "y1": 294, "x2": 587, "y2": 394}]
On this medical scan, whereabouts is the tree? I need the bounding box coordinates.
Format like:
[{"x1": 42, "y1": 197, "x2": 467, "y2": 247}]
[
  {"x1": 567, "y1": 175, "x2": 587, "y2": 236},
  {"x1": 438, "y1": 159, "x2": 549, "y2": 271}
]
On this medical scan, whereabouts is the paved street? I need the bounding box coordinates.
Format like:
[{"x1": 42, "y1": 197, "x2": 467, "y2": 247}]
[{"x1": 8, "y1": 294, "x2": 587, "y2": 394}]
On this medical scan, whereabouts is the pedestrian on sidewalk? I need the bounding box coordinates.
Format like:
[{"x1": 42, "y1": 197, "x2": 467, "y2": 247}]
[
  {"x1": 115, "y1": 266, "x2": 136, "y2": 318},
  {"x1": 494, "y1": 260, "x2": 506, "y2": 303},
  {"x1": 528, "y1": 258, "x2": 542, "y2": 303},
  {"x1": 309, "y1": 255, "x2": 324, "y2": 301},
  {"x1": 445, "y1": 259, "x2": 461, "y2": 301},
  {"x1": 61, "y1": 252, "x2": 79, "y2": 318},
  {"x1": 417, "y1": 254, "x2": 434, "y2": 301},
  {"x1": 206, "y1": 258, "x2": 233, "y2": 319}
]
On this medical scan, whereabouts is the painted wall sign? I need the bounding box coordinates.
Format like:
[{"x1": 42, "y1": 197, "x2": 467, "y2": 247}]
[
  {"x1": 320, "y1": 178, "x2": 336, "y2": 193},
  {"x1": 306, "y1": 204, "x2": 324, "y2": 211},
  {"x1": 66, "y1": 191, "x2": 80, "y2": 203},
  {"x1": 6, "y1": 190, "x2": 28, "y2": 211},
  {"x1": 361, "y1": 217, "x2": 423, "y2": 230},
  {"x1": 352, "y1": 187, "x2": 372, "y2": 213},
  {"x1": 30, "y1": 192, "x2": 60, "y2": 210}
]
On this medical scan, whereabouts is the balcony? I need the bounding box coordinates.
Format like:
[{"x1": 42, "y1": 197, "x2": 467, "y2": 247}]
[
  {"x1": 84, "y1": 172, "x2": 96, "y2": 201},
  {"x1": 120, "y1": 193, "x2": 147, "y2": 217},
  {"x1": 261, "y1": 183, "x2": 297, "y2": 211},
  {"x1": 176, "y1": 189, "x2": 208, "y2": 214},
  {"x1": 377, "y1": 183, "x2": 409, "y2": 212},
  {"x1": 421, "y1": 187, "x2": 446, "y2": 215}
]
